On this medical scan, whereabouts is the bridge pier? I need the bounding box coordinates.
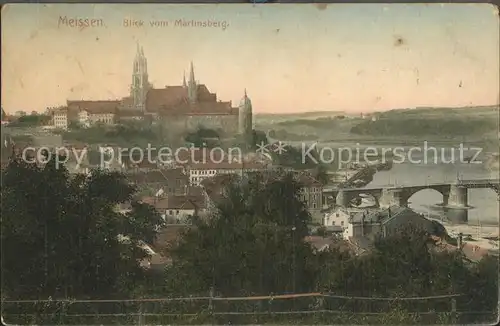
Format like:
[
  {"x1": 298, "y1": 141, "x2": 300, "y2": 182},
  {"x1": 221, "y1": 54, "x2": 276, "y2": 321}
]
[
  {"x1": 448, "y1": 185, "x2": 468, "y2": 208},
  {"x1": 441, "y1": 191, "x2": 449, "y2": 207},
  {"x1": 446, "y1": 208, "x2": 469, "y2": 224},
  {"x1": 336, "y1": 190, "x2": 353, "y2": 207},
  {"x1": 379, "y1": 188, "x2": 407, "y2": 208}
]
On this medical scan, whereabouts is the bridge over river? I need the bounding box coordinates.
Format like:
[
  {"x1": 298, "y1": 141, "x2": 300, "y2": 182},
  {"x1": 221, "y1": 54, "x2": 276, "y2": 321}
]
[{"x1": 323, "y1": 179, "x2": 500, "y2": 211}]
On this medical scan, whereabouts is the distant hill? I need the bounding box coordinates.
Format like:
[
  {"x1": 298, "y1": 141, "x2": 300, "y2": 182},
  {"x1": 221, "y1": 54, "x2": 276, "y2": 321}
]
[
  {"x1": 377, "y1": 105, "x2": 498, "y2": 117},
  {"x1": 255, "y1": 110, "x2": 345, "y2": 118},
  {"x1": 255, "y1": 105, "x2": 498, "y2": 118}
]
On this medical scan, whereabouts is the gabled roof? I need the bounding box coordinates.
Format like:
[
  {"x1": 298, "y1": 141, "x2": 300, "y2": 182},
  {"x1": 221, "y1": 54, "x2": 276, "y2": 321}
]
[
  {"x1": 145, "y1": 87, "x2": 188, "y2": 112},
  {"x1": 350, "y1": 206, "x2": 410, "y2": 224}
]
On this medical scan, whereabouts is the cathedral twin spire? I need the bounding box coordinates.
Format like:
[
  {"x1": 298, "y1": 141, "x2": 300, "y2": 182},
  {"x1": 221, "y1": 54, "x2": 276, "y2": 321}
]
[
  {"x1": 131, "y1": 43, "x2": 149, "y2": 111},
  {"x1": 132, "y1": 46, "x2": 247, "y2": 111}
]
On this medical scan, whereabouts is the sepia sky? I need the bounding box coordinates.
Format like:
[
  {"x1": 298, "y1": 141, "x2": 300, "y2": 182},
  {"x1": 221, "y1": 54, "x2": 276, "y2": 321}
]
[{"x1": 1, "y1": 3, "x2": 499, "y2": 113}]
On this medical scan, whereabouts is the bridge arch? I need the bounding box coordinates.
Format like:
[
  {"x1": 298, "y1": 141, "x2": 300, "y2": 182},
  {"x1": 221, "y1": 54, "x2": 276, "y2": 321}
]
[
  {"x1": 403, "y1": 186, "x2": 449, "y2": 207},
  {"x1": 349, "y1": 192, "x2": 379, "y2": 208}
]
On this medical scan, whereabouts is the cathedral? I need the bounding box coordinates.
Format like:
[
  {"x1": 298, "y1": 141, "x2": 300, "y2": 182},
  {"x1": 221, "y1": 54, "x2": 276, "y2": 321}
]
[{"x1": 123, "y1": 44, "x2": 253, "y2": 140}]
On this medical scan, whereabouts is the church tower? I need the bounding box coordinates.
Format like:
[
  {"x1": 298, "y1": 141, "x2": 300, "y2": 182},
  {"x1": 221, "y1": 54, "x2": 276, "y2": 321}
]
[
  {"x1": 130, "y1": 44, "x2": 150, "y2": 111},
  {"x1": 187, "y1": 61, "x2": 197, "y2": 104},
  {"x1": 238, "y1": 89, "x2": 253, "y2": 146}
]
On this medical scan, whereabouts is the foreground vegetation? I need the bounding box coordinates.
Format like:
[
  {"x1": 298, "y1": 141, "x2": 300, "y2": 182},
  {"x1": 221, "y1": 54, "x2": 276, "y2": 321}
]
[{"x1": 1, "y1": 156, "x2": 498, "y2": 324}]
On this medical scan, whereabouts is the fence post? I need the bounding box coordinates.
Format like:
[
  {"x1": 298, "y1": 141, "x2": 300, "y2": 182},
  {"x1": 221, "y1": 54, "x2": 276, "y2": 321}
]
[
  {"x1": 138, "y1": 301, "x2": 145, "y2": 326},
  {"x1": 208, "y1": 287, "x2": 214, "y2": 315},
  {"x1": 451, "y1": 297, "x2": 457, "y2": 320}
]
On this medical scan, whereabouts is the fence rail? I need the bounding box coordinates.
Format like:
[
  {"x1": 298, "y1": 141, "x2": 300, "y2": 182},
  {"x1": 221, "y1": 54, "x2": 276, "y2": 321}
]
[
  {"x1": 3, "y1": 291, "x2": 494, "y2": 325},
  {"x1": 1, "y1": 292, "x2": 464, "y2": 304}
]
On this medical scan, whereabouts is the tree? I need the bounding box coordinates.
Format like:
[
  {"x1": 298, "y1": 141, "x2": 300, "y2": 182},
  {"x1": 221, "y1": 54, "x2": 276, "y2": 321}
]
[
  {"x1": 315, "y1": 226, "x2": 498, "y2": 324},
  {"x1": 184, "y1": 127, "x2": 220, "y2": 148},
  {"x1": 164, "y1": 172, "x2": 315, "y2": 300},
  {"x1": 1, "y1": 154, "x2": 164, "y2": 302},
  {"x1": 7, "y1": 114, "x2": 51, "y2": 127},
  {"x1": 251, "y1": 129, "x2": 268, "y2": 147}
]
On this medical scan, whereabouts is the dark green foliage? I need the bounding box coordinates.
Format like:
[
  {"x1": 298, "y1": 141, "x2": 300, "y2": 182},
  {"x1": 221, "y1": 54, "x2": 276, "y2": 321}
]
[
  {"x1": 251, "y1": 129, "x2": 268, "y2": 147},
  {"x1": 166, "y1": 172, "x2": 314, "y2": 299},
  {"x1": 184, "y1": 127, "x2": 220, "y2": 148},
  {"x1": 1, "y1": 156, "x2": 164, "y2": 301},
  {"x1": 271, "y1": 144, "x2": 319, "y2": 169},
  {"x1": 7, "y1": 114, "x2": 51, "y2": 127},
  {"x1": 63, "y1": 124, "x2": 158, "y2": 147},
  {"x1": 1, "y1": 161, "x2": 498, "y2": 324}
]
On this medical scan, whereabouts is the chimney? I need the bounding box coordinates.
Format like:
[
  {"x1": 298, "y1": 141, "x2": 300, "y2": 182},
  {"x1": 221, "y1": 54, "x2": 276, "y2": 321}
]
[{"x1": 457, "y1": 233, "x2": 463, "y2": 250}]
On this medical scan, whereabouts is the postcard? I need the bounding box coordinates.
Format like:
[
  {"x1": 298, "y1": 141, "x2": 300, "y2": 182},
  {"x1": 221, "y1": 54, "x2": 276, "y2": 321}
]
[{"x1": 1, "y1": 3, "x2": 499, "y2": 325}]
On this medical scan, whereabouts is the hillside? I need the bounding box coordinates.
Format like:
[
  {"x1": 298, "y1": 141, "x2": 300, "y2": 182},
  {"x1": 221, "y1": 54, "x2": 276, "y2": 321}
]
[{"x1": 256, "y1": 105, "x2": 498, "y2": 144}]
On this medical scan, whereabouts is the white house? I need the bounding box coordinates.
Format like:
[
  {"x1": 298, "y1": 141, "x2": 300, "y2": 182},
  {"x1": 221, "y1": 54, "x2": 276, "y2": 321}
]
[
  {"x1": 324, "y1": 207, "x2": 364, "y2": 229},
  {"x1": 148, "y1": 194, "x2": 205, "y2": 224},
  {"x1": 189, "y1": 161, "x2": 267, "y2": 186},
  {"x1": 52, "y1": 107, "x2": 70, "y2": 129}
]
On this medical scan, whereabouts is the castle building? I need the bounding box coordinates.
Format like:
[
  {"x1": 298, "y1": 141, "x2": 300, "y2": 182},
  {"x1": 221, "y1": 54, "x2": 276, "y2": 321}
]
[{"x1": 63, "y1": 45, "x2": 253, "y2": 141}]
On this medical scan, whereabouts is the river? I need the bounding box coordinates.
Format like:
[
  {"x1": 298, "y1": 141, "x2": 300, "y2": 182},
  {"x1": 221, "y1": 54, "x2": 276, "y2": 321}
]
[
  {"x1": 287, "y1": 140, "x2": 499, "y2": 226},
  {"x1": 369, "y1": 148, "x2": 499, "y2": 226}
]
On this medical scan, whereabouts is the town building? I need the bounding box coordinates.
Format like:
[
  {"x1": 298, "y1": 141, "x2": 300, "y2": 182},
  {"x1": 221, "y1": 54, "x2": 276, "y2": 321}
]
[
  {"x1": 200, "y1": 171, "x2": 324, "y2": 223},
  {"x1": 69, "y1": 100, "x2": 118, "y2": 127},
  {"x1": 324, "y1": 207, "x2": 364, "y2": 230},
  {"x1": 144, "y1": 61, "x2": 251, "y2": 139},
  {"x1": 126, "y1": 168, "x2": 189, "y2": 196},
  {"x1": 141, "y1": 189, "x2": 206, "y2": 224},
  {"x1": 295, "y1": 173, "x2": 324, "y2": 224},
  {"x1": 116, "y1": 110, "x2": 145, "y2": 122},
  {"x1": 51, "y1": 107, "x2": 73, "y2": 129},
  {"x1": 188, "y1": 160, "x2": 268, "y2": 186},
  {"x1": 60, "y1": 45, "x2": 253, "y2": 144},
  {"x1": 126, "y1": 45, "x2": 252, "y2": 139}
]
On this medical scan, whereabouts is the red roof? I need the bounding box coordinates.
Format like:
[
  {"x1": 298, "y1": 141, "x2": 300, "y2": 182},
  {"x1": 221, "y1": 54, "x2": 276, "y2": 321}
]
[
  {"x1": 145, "y1": 84, "x2": 236, "y2": 116},
  {"x1": 67, "y1": 100, "x2": 120, "y2": 114}
]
